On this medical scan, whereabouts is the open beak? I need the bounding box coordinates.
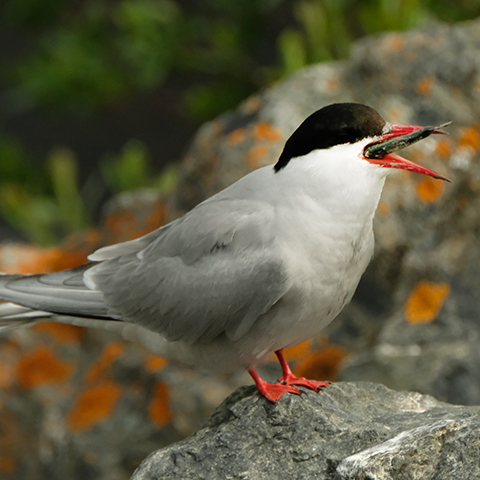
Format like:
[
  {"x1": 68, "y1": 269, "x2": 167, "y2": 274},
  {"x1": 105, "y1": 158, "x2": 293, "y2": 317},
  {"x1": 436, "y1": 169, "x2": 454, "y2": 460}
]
[{"x1": 363, "y1": 122, "x2": 451, "y2": 182}]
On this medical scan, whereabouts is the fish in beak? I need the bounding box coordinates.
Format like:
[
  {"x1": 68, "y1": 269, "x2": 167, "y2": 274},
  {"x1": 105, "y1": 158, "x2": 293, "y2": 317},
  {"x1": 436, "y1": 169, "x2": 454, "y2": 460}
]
[{"x1": 363, "y1": 122, "x2": 451, "y2": 181}]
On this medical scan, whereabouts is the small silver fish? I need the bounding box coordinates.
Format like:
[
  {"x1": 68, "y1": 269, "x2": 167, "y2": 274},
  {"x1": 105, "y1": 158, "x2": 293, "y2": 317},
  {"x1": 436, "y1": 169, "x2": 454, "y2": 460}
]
[{"x1": 364, "y1": 122, "x2": 451, "y2": 159}]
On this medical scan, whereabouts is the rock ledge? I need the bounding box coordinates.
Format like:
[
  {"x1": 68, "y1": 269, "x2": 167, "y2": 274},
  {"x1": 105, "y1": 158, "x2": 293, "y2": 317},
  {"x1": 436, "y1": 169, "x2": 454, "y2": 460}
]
[{"x1": 132, "y1": 382, "x2": 480, "y2": 480}]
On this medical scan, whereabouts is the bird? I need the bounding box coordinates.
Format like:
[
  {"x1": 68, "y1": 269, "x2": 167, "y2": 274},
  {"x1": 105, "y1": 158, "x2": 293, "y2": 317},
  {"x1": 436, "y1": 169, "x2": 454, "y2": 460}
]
[{"x1": 0, "y1": 103, "x2": 449, "y2": 403}]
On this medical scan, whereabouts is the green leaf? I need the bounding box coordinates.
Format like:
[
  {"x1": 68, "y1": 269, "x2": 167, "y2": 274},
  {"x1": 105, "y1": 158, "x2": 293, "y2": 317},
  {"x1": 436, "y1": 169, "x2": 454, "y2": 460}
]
[
  {"x1": 0, "y1": 184, "x2": 59, "y2": 246},
  {"x1": 102, "y1": 140, "x2": 151, "y2": 193},
  {"x1": 279, "y1": 29, "x2": 308, "y2": 76},
  {"x1": 47, "y1": 148, "x2": 90, "y2": 233}
]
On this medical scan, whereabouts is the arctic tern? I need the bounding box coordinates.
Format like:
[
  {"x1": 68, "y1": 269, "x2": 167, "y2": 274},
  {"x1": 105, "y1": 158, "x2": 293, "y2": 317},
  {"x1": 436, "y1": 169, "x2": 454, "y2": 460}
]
[{"x1": 0, "y1": 103, "x2": 449, "y2": 402}]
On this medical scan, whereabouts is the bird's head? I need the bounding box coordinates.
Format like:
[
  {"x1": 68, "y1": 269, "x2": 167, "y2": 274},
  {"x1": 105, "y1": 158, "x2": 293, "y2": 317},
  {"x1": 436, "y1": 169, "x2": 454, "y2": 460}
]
[{"x1": 275, "y1": 103, "x2": 450, "y2": 182}]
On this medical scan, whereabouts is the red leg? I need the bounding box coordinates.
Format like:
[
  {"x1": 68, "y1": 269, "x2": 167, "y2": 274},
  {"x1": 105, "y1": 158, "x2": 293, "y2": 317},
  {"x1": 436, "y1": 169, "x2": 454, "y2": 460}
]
[
  {"x1": 248, "y1": 368, "x2": 301, "y2": 403},
  {"x1": 275, "y1": 349, "x2": 330, "y2": 392}
]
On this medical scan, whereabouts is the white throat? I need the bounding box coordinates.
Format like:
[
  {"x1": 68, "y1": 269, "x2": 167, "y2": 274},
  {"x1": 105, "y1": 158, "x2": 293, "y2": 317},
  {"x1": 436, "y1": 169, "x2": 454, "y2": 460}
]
[{"x1": 276, "y1": 141, "x2": 388, "y2": 223}]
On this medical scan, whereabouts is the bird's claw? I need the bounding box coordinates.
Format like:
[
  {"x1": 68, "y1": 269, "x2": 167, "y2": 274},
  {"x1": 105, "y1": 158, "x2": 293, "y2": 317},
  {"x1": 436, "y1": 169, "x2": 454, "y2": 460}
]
[
  {"x1": 258, "y1": 382, "x2": 302, "y2": 403},
  {"x1": 277, "y1": 373, "x2": 330, "y2": 392}
]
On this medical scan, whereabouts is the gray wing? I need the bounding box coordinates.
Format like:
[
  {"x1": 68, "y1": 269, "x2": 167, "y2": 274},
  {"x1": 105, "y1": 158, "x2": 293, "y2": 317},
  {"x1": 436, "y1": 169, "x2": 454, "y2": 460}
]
[{"x1": 85, "y1": 198, "x2": 289, "y2": 344}]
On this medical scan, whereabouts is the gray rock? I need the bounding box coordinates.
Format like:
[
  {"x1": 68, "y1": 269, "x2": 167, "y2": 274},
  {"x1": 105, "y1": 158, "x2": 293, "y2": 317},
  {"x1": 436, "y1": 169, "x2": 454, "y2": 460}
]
[
  {"x1": 337, "y1": 419, "x2": 479, "y2": 480},
  {"x1": 132, "y1": 382, "x2": 480, "y2": 480}
]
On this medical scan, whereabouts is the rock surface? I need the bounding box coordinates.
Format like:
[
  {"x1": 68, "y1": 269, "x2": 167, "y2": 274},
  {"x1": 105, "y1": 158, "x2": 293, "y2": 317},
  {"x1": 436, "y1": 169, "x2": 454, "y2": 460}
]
[
  {"x1": 132, "y1": 382, "x2": 480, "y2": 480},
  {"x1": 1, "y1": 16, "x2": 480, "y2": 480}
]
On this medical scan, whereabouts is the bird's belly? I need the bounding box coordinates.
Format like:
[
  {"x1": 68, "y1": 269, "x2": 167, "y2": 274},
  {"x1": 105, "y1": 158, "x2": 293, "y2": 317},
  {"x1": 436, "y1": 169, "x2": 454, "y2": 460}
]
[
  {"x1": 231, "y1": 231, "x2": 374, "y2": 368},
  {"x1": 142, "y1": 267, "x2": 365, "y2": 373}
]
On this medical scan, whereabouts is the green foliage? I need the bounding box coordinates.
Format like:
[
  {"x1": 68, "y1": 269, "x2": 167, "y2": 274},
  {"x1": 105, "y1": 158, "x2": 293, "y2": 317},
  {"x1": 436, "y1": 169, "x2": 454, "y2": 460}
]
[
  {"x1": 0, "y1": 142, "x2": 88, "y2": 245},
  {"x1": 277, "y1": 0, "x2": 480, "y2": 74},
  {"x1": 114, "y1": 0, "x2": 182, "y2": 88},
  {"x1": 279, "y1": 29, "x2": 308, "y2": 76},
  {"x1": 0, "y1": 184, "x2": 60, "y2": 246},
  {"x1": 5, "y1": 0, "x2": 480, "y2": 117},
  {"x1": 47, "y1": 148, "x2": 89, "y2": 233},
  {"x1": 102, "y1": 140, "x2": 150, "y2": 193},
  {"x1": 278, "y1": 0, "x2": 427, "y2": 75},
  {"x1": 102, "y1": 140, "x2": 178, "y2": 194},
  {"x1": 14, "y1": 0, "x2": 183, "y2": 112},
  {"x1": 0, "y1": 135, "x2": 37, "y2": 183},
  {"x1": 0, "y1": 133, "x2": 177, "y2": 245},
  {"x1": 359, "y1": 0, "x2": 430, "y2": 34},
  {"x1": 4, "y1": 0, "x2": 66, "y2": 27},
  {"x1": 16, "y1": 18, "x2": 123, "y2": 110},
  {"x1": 278, "y1": 0, "x2": 353, "y2": 74}
]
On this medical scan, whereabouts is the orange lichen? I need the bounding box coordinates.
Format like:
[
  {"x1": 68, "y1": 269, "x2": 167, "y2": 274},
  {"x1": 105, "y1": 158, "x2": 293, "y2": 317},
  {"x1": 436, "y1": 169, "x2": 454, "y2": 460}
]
[
  {"x1": 0, "y1": 360, "x2": 15, "y2": 389},
  {"x1": 435, "y1": 138, "x2": 452, "y2": 158},
  {"x1": 0, "y1": 456, "x2": 15, "y2": 475},
  {"x1": 252, "y1": 122, "x2": 283, "y2": 142},
  {"x1": 242, "y1": 96, "x2": 262, "y2": 115},
  {"x1": 416, "y1": 177, "x2": 446, "y2": 203},
  {"x1": 0, "y1": 341, "x2": 19, "y2": 389},
  {"x1": 33, "y1": 323, "x2": 85, "y2": 343},
  {"x1": 227, "y1": 128, "x2": 247, "y2": 146},
  {"x1": 377, "y1": 201, "x2": 390, "y2": 217},
  {"x1": 385, "y1": 109, "x2": 403, "y2": 124},
  {"x1": 470, "y1": 178, "x2": 480, "y2": 191},
  {"x1": 148, "y1": 381, "x2": 172, "y2": 427},
  {"x1": 390, "y1": 36, "x2": 404, "y2": 51},
  {"x1": 16, "y1": 346, "x2": 73, "y2": 390},
  {"x1": 84, "y1": 228, "x2": 101, "y2": 246},
  {"x1": 83, "y1": 451, "x2": 98, "y2": 465},
  {"x1": 416, "y1": 77, "x2": 434, "y2": 95},
  {"x1": 85, "y1": 342, "x2": 125, "y2": 383},
  {"x1": 456, "y1": 197, "x2": 468, "y2": 210},
  {"x1": 295, "y1": 344, "x2": 349, "y2": 382},
  {"x1": 62, "y1": 229, "x2": 101, "y2": 255},
  {"x1": 144, "y1": 202, "x2": 167, "y2": 234},
  {"x1": 144, "y1": 354, "x2": 168, "y2": 373},
  {"x1": 104, "y1": 209, "x2": 139, "y2": 243},
  {"x1": 246, "y1": 144, "x2": 269, "y2": 169},
  {"x1": 404, "y1": 281, "x2": 451, "y2": 324},
  {"x1": 458, "y1": 125, "x2": 480, "y2": 151},
  {"x1": 326, "y1": 78, "x2": 340, "y2": 92},
  {"x1": 103, "y1": 200, "x2": 168, "y2": 244},
  {"x1": 33, "y1": 247, "x2": 88, "y2": 273},
  {"x1": 282, "y1": 340, "x2": 313, "y2": 361},
  {"x1": 0, "y1": 245, "x2": 88, "y2": 274},
  {"x1": 67, "y1": 381, "x2": 122, "y2": 432}
]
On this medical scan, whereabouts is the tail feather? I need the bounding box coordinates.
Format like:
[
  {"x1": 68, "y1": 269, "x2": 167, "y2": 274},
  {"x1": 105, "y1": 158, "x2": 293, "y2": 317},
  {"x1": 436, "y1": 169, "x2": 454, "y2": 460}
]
[
  {"x1": 0, "y1": 301, "x2": 173, "y2": 359},
  {"x1": 0, "y1": 265, "x2": 175, "y2": 359},
  {"x1": 0, "y1": 302, "x2": 50, "y2": 332},
  {"x1": 0, "y1": 263, "x2": 109, "y2": 318}
]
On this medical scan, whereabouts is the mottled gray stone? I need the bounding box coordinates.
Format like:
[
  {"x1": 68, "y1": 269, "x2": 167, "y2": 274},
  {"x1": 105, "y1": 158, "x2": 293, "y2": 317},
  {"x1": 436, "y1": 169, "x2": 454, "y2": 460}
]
[
  {"x1": 337, "y1": 418, "x2": 480, "y2": 480},
  {"x1": 132, "y1": 382, "x2": 480, "y2": 480}
]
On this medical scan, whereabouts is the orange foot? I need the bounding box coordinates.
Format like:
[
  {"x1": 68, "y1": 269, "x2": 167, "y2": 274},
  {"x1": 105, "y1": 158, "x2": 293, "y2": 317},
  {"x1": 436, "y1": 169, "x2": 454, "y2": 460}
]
[
  {"x1": 248, "y1": 368, "x2": 302, "y2": 403},
  {"x1": 278, "y1": 372, "x2": 330, "y2": 392},
  {"x1": 275, "y1": 348, "x2": 330, "y2": 392}
]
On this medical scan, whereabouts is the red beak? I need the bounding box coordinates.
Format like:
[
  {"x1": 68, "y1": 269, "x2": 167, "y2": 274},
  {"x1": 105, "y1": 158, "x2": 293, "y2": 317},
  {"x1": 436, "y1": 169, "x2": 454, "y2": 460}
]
[
  {"x1": 363, "y1": 124, "x2": 450, "y2": 182},
  {"x1": 381, "y1": 124, "x2": 446, "y2": 141}
]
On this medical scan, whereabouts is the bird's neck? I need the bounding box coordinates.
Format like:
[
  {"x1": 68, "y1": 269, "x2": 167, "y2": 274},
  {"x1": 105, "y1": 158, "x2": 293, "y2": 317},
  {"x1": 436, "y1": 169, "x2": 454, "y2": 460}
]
[{"x1": 276, "y1": 146, "x2": 388, "y2": 225}]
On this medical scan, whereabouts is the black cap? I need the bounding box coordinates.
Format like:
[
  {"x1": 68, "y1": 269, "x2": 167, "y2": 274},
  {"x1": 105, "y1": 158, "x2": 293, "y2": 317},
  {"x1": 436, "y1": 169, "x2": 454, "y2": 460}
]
[{"x1": 275, "y1": 103, "x2": 386, "y2": 172}]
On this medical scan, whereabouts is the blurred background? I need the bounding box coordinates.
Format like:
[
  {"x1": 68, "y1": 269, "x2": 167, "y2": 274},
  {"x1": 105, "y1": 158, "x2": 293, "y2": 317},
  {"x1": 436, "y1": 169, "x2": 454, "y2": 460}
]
[
  {"x1": 1, "y1": 0, "x2": 480, "y2": 246},
  {"x1": 1, "y1": 1, "x2": 480, "y2": 479}
]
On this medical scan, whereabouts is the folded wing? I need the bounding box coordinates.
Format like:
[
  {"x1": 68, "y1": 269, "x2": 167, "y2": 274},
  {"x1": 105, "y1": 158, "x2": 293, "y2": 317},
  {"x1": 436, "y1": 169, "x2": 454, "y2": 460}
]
[{"x1": 86, "y1": 199, "x2": 289, "y2": 343}]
